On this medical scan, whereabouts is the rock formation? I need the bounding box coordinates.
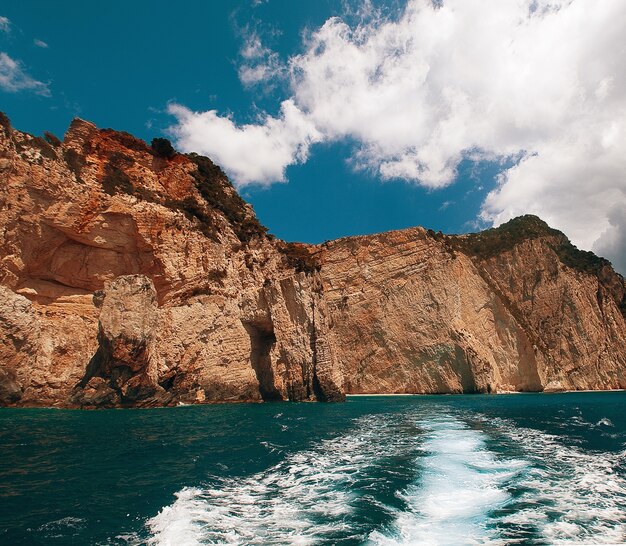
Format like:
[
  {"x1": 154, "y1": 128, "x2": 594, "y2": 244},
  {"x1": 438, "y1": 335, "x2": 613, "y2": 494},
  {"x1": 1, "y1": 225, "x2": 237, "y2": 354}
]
[{"x1": 0, "y1": 113, "x2": 624, "y2": 407}]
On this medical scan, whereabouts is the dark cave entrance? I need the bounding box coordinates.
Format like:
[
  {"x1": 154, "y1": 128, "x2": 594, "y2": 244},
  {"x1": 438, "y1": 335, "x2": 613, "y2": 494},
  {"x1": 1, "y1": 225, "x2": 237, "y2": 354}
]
[{"x1": 242, "y1": 321, "x2": 282, "y2": 401}]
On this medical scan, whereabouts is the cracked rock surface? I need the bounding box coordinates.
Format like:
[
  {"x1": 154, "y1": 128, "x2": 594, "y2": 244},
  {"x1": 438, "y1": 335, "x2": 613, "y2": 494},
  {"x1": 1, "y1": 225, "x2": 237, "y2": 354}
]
[{"x1": 0, "y1": 114, "x2": 624, "y2": 407}]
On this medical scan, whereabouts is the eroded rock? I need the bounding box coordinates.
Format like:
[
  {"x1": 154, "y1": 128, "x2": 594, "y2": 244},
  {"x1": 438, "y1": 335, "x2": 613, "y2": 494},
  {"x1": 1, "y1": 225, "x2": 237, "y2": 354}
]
[
  {"x1": 73, "y1": 275, "x2": 160, "y2": 406},
  {"x1": 0, "y1": 114, "x2": 623, "y2": 407}
]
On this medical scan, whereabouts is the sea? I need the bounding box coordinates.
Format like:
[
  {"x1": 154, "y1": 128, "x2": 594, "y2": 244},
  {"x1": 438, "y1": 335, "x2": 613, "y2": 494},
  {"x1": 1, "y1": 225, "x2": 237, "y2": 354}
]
[{"x1": 0, "y1": 392, "x2": 625, "y2": 545}]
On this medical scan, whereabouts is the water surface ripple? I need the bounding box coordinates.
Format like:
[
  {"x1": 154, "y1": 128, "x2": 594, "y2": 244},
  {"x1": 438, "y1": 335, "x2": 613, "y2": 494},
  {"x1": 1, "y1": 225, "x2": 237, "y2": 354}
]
[{"x1": 0, "y1": 393, "x2": 624, "y2": 545}]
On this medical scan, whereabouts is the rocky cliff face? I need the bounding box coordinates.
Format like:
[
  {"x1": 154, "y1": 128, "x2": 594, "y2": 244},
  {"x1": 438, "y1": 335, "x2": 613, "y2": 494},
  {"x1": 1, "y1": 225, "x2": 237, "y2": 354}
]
[
  {"x1": 0, "y1": 114, "x2": 624, "y2": 407},
  {"x1": 318, "y1": 220, "x2": 626, "y2": 394}
]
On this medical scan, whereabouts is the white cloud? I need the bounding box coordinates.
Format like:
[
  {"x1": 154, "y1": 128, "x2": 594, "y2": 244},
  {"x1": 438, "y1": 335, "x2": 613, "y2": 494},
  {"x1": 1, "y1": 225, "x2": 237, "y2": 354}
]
[
  {"x1": 0, "y1": 52, "x2": 50, "y2": 95},
  {"x1": 0, "y1": 16, "x2": 10, "y2": 33},
  {"x1": 168, "y1": 0, "x2": 626, "y2": 272},
  {"x1": 168, "y1": 101, "x2": 321, "y2": 184},
  {"x1": 34, "y1": 39, "x2": 48, "y2": 48},
  {"x1": 592, "y1": 204, "x2": 626, "y2": 275},
  {"x1": 237, "y1": 31, "x2": 284, "y2": 88}
]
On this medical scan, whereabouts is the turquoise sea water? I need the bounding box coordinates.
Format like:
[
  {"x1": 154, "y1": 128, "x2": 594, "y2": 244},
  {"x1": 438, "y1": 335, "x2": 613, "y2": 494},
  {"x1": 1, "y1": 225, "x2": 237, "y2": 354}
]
[{"x1": 1, "y1": 393, "x2": 625, "y2": 545}]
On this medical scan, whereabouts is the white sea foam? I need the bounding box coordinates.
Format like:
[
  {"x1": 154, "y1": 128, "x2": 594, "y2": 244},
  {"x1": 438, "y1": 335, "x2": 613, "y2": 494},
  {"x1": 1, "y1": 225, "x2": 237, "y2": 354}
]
[
  {"x1": 597, "y1": 417, "x2": 615, "y2": 428},
  {"x1": 141, "y1": 409, "x2": 626, "y2": 546},
  {"x1": 36, "y1": 516, "x2": 87, "y2": 539},
  {"x1": 369, "y1": 415, "x2": 526, "y2": 546},
  {"x1": 38, "y1": 516, "x2": 86, "y2": 530},
  {"x1": 489, "y1": 417, "x2": 626, "y2": 545},
  {"x1": 144, "y1": 414, "x2": 416, "y2": 546}
]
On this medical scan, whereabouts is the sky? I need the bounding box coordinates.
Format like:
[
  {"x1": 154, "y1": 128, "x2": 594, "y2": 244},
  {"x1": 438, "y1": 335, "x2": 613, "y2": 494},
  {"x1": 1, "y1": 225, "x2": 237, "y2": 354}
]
[{"x1": 1, "y1": 0, "x2": 625, "y2": 273}]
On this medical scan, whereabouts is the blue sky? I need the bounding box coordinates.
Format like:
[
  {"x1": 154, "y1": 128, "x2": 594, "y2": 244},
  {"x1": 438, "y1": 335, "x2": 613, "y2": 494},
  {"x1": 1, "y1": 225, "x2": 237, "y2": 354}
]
[
  {"x1": 1, "y1": 1, "x2": 625, "y2": 272},
  {"x1": 0, "y1": 0, "x2": 496, "y2": 242}
]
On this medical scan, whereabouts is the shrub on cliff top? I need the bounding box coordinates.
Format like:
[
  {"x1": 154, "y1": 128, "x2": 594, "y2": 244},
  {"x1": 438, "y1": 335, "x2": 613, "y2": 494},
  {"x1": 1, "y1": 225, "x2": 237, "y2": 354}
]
[
  {"x1": 458, "y1": 215, "x2": 556, "y2": 258},
  {"x1": 176, "y1": 196, "x2": 219, "y2": 241},
  {"x1": 0, "y1": 111, "x2": 10, "y2": 131},
  {"x1": 151, "y1": 137, "x2": 176, "y2": 159},
  {"x1": 102, "y1": 129, "x2": 150, "y2": 154},
  {"x1": 187, "y1": 153, "x2": 267, "y2": 243},
  {"x1": 44, "y1": 131, "x2": 61, "y2": 147},
  {"x1": 554, "y1": 240, "x2": 611, "y2": 275}
]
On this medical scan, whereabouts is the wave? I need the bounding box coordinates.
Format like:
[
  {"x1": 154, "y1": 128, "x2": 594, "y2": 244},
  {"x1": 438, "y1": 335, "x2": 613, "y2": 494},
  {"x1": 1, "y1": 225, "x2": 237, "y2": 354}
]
[
  {"x1": 138, "y1": 408, "x2": 626, "y2": 546},
  {"x1": 369, "y1": 413, "x2": 626, "y2": 546},
  {"x1": 489, "y1": 417, "x2": 626, "y2": 545},
  {"x1": 143, "y1": 414, "x2": 418, "y2": 546},
  {"x1": 36, "y1": 516, "x2": 87, "y2": 540}
]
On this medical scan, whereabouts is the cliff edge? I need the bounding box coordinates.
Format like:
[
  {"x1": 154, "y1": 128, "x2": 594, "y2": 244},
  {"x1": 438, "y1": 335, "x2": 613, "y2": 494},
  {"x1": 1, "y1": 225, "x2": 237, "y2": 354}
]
[{"x1": 0, "y1": 114, "x2": 624, "y2": 407}]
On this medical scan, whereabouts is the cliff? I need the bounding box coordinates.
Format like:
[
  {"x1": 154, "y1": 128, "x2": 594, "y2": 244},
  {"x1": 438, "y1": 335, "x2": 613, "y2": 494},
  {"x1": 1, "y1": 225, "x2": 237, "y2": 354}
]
[{"x1": 0, "y1": 114, "x2": 624, "y2": 407}]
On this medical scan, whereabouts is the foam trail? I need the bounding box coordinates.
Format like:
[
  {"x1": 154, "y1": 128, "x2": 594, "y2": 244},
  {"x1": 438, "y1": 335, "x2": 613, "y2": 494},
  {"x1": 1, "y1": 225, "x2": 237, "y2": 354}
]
[
  {"x1": 490, "y1": 417, "x2": 626, "y2": 545},
  {"x1": 138, "y1": 409, "x2": 626, "y2": 546},
  {"x1": 144, "y1": 414, "x2": 416, "y2": 546},
  {"x1": 369, "y1": 415, "x2": 525, "y2": 546}
]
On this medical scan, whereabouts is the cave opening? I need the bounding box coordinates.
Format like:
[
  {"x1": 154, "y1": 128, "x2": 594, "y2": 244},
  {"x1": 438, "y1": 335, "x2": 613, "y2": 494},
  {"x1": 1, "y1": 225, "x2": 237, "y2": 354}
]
[{"x1": 242, "y1": 321, "x2": 281, "y2": 401}]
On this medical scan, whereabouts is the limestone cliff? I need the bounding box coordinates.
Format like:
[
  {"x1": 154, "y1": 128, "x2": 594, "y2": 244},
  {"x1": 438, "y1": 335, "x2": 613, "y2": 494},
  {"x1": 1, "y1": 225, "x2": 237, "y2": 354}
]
[
  {"x1": 318, "y1": 221, "x2": 626, "y2": 394},
  {"x1": 0, "y1": 114, "x2": 624, "y2": 407}
]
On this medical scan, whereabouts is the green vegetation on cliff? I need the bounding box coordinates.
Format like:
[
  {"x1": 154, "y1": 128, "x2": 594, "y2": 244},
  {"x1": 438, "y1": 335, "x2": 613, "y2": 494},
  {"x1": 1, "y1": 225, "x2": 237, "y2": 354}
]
[
  {"x1": 187, "y1": 154, "x2": 268, "y2": 243},
  {"x1": 455, "y1": 215, "x2": 612, "y2": 276}
]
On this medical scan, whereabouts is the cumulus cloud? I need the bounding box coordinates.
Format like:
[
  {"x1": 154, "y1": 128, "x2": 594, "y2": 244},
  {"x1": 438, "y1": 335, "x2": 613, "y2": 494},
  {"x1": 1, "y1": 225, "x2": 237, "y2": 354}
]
[
  {"x1": 0, "y1": 16, "x2": 10, "y2": 33},
  {"x1": 0, "y1": 52, "x2": 50, "y2": 95},
  {"x1": 34, "y1": 39, "x2": 48, "y2": 48},
  {"x1": 593, "y1": 204, "x2": 626, "y2": 275},
  {"x1": 168, "y1": 0, "x2": 626, "y2": 271},
  {"x1": 168, "y1": 101, "x2": 320, "y2": 184}
]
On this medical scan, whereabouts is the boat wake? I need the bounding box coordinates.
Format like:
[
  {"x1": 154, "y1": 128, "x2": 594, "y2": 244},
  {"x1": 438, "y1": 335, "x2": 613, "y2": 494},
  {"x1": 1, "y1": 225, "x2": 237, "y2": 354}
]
[
  {"x1": 369, "y1": 415, "x2": 526, "y2": 546},
  {"x1": 143, "y1": 414, "x2": 418, "y2": 546},
  {"x1": 490, "y1": 416, "x2": 626, "y2": 545},
  {"x1": 139, "y1": 409, "x2": 626, "y2": 546}
]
